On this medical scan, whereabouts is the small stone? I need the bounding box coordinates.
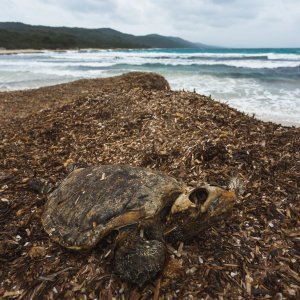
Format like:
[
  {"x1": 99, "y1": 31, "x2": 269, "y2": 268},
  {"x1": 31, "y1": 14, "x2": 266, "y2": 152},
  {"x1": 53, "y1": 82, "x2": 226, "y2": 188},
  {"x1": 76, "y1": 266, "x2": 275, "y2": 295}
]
[
  {"x1": 186, "y1": 267, "x2": 197, "y2": 274},
  {"x1": 230, "y1": 272, "x2": 237, "y2": 277}
]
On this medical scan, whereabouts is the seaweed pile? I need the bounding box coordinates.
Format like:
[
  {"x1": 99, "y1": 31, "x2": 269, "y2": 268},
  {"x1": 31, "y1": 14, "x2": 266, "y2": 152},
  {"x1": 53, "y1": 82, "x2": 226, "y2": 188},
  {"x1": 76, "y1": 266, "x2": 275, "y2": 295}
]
[{"x1": 0, "y1": 72, "x2": 299, "y2": 299}]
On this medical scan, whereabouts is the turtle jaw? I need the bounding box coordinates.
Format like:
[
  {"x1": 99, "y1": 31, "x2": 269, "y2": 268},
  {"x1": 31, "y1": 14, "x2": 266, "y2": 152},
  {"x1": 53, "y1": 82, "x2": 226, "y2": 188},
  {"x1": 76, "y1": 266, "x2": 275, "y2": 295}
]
[
  {"x1": 201, "y1": 187, "x2": 236, "y2": 218},
  {"x1": 171, "y1": 193, "x2": 196, "y2": 214}
]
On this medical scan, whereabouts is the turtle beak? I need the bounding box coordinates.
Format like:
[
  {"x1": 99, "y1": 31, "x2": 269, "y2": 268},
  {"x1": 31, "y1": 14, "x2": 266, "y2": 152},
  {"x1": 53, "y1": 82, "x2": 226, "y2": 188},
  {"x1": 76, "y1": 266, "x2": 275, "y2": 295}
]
[
  {"x1": 171, "y1": 193, "x2": 196, "y2": 214},
  {"x1": 189, "y1": 185, "x2": 236, "y2": 218}
]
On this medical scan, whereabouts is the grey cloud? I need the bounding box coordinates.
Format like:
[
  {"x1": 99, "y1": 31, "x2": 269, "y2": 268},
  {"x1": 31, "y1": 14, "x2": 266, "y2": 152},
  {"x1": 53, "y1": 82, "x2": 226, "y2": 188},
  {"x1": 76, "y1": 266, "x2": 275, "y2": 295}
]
[
  {"x1": 40, "y1": 0, "x2": 117, "y2": 15},
  {"x1": 155, "y1": 0, "x2": 260, "y2": 27}
]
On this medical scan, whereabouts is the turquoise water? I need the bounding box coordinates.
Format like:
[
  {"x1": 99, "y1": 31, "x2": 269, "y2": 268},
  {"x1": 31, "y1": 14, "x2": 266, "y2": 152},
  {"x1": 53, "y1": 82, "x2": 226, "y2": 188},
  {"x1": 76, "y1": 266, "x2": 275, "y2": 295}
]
[{"x1": 0, "y1": 48, "x2": 299, "y2": 125}]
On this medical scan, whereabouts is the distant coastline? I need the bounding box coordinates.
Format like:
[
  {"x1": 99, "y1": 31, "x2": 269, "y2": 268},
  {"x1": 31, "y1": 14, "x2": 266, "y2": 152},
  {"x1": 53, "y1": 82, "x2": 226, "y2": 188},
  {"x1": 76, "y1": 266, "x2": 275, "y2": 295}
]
[{"x1": 0, "y1": 22, "x2": 216, "y2": 50}]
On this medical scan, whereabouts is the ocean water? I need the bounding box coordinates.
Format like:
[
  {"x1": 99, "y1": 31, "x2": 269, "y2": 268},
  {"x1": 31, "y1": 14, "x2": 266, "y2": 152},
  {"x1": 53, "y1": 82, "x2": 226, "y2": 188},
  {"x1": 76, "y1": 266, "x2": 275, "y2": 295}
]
[{"x1": 0, "y1": 48, "x2": 300, "y2": 125}]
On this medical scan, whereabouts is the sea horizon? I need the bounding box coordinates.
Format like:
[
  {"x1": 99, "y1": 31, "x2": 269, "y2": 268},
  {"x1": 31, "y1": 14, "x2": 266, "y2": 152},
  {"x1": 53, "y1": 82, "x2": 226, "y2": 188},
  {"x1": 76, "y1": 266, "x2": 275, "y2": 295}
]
[{"x1": 1, "y1": 47, "x2": 299, "y2": 126}]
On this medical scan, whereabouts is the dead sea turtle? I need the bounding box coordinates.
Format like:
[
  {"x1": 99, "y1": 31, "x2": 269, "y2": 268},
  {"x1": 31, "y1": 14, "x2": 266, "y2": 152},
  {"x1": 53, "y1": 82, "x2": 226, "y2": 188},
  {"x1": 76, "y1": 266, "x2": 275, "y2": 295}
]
[{"x1": 37, "y1": 165, "x2": 237, "y2": 286}]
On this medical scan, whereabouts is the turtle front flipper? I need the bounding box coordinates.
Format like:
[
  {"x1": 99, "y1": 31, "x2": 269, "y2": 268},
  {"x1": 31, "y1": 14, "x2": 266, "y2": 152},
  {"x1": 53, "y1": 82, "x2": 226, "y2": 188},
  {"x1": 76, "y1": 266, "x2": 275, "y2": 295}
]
[
  {"x1": 113, "y1": 231, "x2": 166, "y2": 287},
  {"x1": 28, "y1": 177, "x2": 55, "y2": 195}
]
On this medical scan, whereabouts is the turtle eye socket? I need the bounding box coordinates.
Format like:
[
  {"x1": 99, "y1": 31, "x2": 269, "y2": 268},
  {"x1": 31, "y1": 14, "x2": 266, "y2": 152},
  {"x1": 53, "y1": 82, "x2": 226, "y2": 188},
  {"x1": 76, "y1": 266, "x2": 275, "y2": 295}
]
[{"x1": 189, "y1": 188, "x2": 209, "y2": 206}]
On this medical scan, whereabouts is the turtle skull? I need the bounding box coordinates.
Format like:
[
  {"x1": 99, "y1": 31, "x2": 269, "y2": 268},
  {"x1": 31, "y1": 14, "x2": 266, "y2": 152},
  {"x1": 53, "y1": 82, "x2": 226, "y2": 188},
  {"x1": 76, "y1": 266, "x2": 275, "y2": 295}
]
[
  {"x1": 167, "y1": 184, "x2": 237, "y2": 240},
  {"x1": 189, "y1": 184, "x2": 236, "y2": 218}
]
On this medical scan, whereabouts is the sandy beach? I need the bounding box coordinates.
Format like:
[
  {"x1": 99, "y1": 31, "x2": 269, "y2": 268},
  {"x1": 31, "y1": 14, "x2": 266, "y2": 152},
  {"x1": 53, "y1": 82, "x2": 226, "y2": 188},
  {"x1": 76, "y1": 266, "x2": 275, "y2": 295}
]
[
  {"x1": 0, "y1": 49, "x2": 46, "y2": 55},
  {"x1": 0, "y1": 48, "x2": 120, "y2": 55},
  {"x1": 0, "y1": 73, "x2": 299, "y2": 299}
]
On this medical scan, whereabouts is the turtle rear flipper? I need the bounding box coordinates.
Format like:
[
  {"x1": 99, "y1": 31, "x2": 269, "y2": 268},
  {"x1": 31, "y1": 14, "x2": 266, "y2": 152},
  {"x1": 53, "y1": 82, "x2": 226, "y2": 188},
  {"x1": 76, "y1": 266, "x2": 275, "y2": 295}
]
[
  {"x1": 114, "y1": 231, "x2": 166, "y2": 287},
  {"x1": 65, "y1": 162, "x2": 89, "y2": 174}
]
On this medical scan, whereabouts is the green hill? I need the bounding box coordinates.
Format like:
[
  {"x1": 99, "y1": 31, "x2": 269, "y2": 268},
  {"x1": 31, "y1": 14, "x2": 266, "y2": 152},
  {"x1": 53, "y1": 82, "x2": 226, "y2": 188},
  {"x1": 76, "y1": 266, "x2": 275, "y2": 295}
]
[{"x1": 0, "y1": 22, "x2": 214, "y2": 50}]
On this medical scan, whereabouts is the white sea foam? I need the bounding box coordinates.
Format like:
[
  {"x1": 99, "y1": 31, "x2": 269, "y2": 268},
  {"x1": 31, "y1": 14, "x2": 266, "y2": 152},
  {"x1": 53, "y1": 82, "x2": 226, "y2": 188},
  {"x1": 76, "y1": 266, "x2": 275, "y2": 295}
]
[
  {"x1": 167, "y1": 74, "x2": 300, "y2": 126},
  {"x1": 21, "y1": 50, "x2": 300, "y2": 69}
]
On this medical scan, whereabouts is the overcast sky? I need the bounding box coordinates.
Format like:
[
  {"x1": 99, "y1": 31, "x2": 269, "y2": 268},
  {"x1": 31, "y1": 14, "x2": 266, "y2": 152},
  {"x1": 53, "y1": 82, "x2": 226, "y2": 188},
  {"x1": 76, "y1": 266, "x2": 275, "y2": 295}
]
[{"x1": 1, "y1": 0, "x2": 300, "y2": 47}]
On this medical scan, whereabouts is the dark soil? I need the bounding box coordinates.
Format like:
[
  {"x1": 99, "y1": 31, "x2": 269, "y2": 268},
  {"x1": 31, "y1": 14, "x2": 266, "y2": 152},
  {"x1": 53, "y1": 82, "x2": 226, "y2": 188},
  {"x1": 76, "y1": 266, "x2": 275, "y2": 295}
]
[{"x1": 0, "y1": 72, "x2": 299, "y2": 299}]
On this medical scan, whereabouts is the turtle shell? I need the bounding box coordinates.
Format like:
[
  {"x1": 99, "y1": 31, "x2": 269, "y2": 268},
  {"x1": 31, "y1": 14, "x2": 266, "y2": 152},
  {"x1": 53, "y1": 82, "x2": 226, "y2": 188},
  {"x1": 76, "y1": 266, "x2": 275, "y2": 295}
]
[{"x1": 42, "y1": 165, "x2": 184, "y2": 249}]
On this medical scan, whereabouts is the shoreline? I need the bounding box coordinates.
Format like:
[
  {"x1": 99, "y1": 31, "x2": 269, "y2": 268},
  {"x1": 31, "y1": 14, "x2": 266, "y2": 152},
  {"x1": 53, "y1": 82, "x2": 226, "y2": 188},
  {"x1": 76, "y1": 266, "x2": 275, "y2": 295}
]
[{"x1": 258, "y1": 116, "x2": 300, "y2": 128}]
